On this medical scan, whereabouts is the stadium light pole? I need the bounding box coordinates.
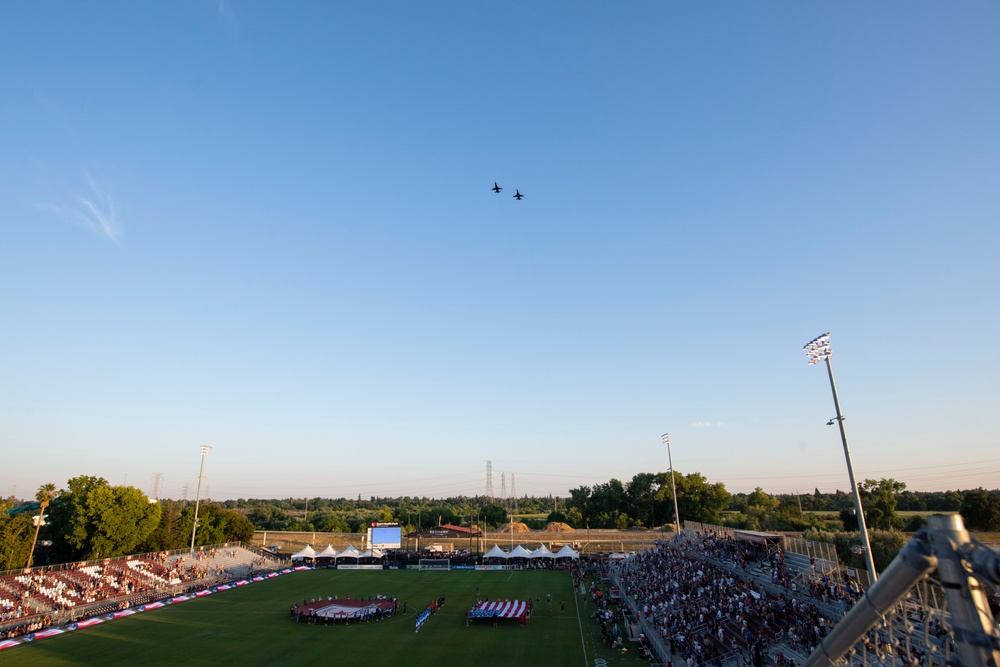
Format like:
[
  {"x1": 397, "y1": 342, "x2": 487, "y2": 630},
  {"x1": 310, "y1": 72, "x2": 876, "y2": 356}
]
[
  {"x1": 189, "y1": 445, "x2": 212, "y2": 553},
  {"x1": 804, "y1": 333, "x2": 877, "y2": 584},
  {"x1": 662, "y1": 433, "x2": 681, "y2": 537}
]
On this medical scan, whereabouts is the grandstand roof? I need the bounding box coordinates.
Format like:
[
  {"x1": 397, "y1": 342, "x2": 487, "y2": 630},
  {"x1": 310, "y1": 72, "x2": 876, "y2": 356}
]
[
  {"x1": 732, "y1": 529, "x2": 782, "y2": 544},
  {"x1": 4, "y1": 501, "x2": 40, "y2": 516},
  {"x1": 438, "y1": 523, "x2": 480, "y2": 535}
]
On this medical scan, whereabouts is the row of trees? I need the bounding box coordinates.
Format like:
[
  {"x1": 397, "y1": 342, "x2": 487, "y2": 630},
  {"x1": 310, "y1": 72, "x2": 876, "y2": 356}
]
[
  {"x1": 726, "y1": 481, "x2": 1000, "y2": 533},
  {"x1": 1, "y1": 476, "x2": 255, "y2": 569},
  {"x1": 565, "y1": 472, "x2": 730, "y2": 529},
  {"x1": 177, "y1": 481, "x2": 1000, "y2": 535},
  {"x1": 4, "y1": 473, "x2": 999, "y2": 570},
  {"x1": 563, "y1": 474, "x2": 1000, "y2": 534},
  {"x1": 777, "y1": 487, "x2": 966, "y2": 514},
  {"x1": 245, "y1": 498, "x2": 512, "y2": 534}
]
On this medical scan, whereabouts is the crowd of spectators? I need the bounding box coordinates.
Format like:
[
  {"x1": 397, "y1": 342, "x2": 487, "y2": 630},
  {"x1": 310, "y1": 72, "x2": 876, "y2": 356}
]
[
  {"x1": 804, "y1": 574, "x2": 861, "y2": 609},
  {"x1": 573, "y1": 558, "x2": 655, "y2": 659},
  {"x1": 1, "y1": 546, "x2": 271, "y2": 641},
  {"x1": 0, "y1": 562, "x2": 164, "y2": 640},
  {"x1": 0, "y1": 596, "x2": 26, "y2": 622},
  {"x1": 616, "y1": 530, "x2": 963, "y2": 667},
  {"x1": 615, "y1": 532, "x2": 828, "y2": 666}
]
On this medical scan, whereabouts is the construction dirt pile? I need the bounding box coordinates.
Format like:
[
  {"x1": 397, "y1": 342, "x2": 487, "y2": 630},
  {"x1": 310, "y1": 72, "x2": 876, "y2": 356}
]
[
  {"x1": 543, "y1": 522, "x2": 574, "y2": 532},
  {"x1": 500, "y1": 522, "x2": 531, "y2": 533}
]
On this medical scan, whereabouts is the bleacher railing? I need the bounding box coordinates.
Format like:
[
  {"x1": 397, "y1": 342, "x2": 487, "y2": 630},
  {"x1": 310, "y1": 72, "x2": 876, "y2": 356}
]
[
  {"x1": 803, "y1": 514, "x2": 1000, "y2": 667},
  {"x1": 0, "y1": 541, "x2": 271, "y2": 581}
]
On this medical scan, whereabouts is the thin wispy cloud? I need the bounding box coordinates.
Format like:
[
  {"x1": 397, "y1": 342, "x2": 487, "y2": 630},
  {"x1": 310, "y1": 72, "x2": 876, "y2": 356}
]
[
  {"x1": 217, "y1": 0, "x2": 237, "y2": 27},
  {"x1": 692, "y1": 421, "x2": 723, "y2": 429},
  {"x1": 42, "y1": 174, "x2": 123, "y2": 244}
]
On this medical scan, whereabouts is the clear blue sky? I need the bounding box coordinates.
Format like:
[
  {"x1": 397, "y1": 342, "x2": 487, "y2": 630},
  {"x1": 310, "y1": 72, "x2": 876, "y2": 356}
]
[{"x1": 2, "y1": 2, "x2": 998, "y2": 502}]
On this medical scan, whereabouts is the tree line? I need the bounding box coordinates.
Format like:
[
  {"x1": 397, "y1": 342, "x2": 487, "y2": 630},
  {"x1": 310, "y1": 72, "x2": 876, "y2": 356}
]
[
  {"x1": 1, "y1": 476, "x2": 255, "y2": 571},
  {"x1": 3, "y1": 472, "x2": 998, "y2": 570}
]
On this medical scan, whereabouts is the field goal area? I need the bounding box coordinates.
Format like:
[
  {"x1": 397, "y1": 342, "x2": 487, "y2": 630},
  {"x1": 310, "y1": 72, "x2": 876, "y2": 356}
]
[{"x1": 417, "y1": 558, "x2": 450, "y2": 571}]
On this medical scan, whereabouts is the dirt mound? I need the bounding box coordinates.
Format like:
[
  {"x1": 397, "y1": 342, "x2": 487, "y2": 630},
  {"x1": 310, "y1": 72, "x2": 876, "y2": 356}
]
[
  {"x1": 500, "y1": 521, "x2": 531, "y2": 533},
  {"x1": 543, "y1": 522, "x2": 574, "y2": 532}
]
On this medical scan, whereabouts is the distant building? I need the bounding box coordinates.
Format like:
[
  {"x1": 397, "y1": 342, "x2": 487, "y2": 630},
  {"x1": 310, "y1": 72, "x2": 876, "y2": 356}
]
[
  {"x1": 405, "y1": 524, "x2": 485, "y2": 553},
  {"x1": 407, "y1": 524, "x2": 482, "y2": 540}
]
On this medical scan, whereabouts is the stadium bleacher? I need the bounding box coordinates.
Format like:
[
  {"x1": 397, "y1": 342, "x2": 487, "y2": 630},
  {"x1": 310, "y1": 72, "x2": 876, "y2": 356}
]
[{"x1": 0, "y1": 544, "x2": 285, "y2": 640}]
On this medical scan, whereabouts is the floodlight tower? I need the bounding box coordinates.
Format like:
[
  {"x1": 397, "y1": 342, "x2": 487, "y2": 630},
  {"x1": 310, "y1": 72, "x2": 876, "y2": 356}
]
[
  {"x1": 662, "y1": 433, "x2": 681, "y2": 537},
  {"x1": 189, "y1": 445, "x2": 213, "y2": 553},
  {"x1": 804, "y1": 332, "x2": 877, "y2": 584}
]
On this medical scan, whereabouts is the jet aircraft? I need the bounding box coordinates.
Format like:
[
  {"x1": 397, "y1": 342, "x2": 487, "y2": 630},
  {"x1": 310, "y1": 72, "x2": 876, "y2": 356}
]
[
  {"x1": 513, "y1": 189, "x2": 523, "y2": 200},
  {"x1": 492, "y1": 182, "x2": 502, "y2": 193}
]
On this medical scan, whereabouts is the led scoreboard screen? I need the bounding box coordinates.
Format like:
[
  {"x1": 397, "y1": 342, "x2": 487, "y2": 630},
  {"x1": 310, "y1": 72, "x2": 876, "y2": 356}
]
[{"x1": 368, "y1": 524, "x2": 402, "y2": 549}]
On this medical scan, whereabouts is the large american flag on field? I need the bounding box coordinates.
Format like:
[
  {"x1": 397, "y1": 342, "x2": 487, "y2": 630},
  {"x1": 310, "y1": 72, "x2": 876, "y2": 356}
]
[{"x1": 468, "y1": 600, "x2": 529, "y2": 619}]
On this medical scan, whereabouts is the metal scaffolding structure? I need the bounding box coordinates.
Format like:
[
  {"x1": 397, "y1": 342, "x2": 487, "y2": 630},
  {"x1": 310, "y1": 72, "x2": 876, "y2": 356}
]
[{"x1": 804, "y1": 514, "x2": 1000, "y2": 667}]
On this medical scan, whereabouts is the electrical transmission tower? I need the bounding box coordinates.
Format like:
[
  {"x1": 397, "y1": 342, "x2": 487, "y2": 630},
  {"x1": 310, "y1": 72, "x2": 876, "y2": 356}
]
[
  {"x1": 151, "y1": 473, "x2": 162, "y2": 500},
  {"x1": 511, "y1": 473, "x2": 517, "y2": 515},
  {"x1": 500, "y1": 473, "x2": 506, "y2": 508},
  {"x1": 485, "y1": 460, "x2": 493, "y2": 501}
]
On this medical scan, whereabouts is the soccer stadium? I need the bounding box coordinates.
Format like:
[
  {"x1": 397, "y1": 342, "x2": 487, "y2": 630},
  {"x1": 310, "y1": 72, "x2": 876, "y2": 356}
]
[
  {"x1": 5, "y1": 3, "x2": 1000, "y2": 666},
  {"x1": 3, "y1": 514, "x2": 999, "y2": 666}
]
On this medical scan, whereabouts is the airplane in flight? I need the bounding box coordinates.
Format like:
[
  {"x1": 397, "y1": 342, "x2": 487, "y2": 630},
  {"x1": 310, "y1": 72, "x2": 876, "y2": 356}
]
[
  {"x1": 492, "y1": 182, "x2": 502, "y2": 193},
  {"x1": 513, "y1": 189, "x2": 524, "y2": 200}
]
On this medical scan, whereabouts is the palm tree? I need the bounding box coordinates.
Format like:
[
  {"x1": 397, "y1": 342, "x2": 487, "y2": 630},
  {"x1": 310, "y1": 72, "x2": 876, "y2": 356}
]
[{"x1": 27, "y1": 483, "x2": 57, "y2": 568}]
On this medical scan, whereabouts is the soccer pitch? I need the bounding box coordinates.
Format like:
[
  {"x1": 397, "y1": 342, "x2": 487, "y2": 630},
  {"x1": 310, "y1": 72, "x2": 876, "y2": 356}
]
[{"x1": 2, "y1": 569, "x2": 650, "y2": 666}]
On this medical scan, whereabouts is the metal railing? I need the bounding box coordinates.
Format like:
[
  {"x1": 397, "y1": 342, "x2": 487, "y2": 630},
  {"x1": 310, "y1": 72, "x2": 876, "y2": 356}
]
[{"x1": 804, "y1": 514, "x2": 1000, "y2": 667}]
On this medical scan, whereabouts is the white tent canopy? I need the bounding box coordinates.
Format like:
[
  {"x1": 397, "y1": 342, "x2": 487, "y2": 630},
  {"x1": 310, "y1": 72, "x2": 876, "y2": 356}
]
[
  {"x1": 483, "y1": 544, "x2": 509, "y2": 560},
  {"x1": 530, "y1": 545, "x2": 554, "y2": 559},
  {"x1": 336, "y1": 545, "x2": 362, "y2": 559},
  {"x1": 508, "y1": 545, "x2": 533, "y2": 559},
  {"x1": 290, "y1": 545, "x2": 317, "y2": 560},
  {"x1": 315, "y1": 545, "x2": 338, "y2": 558},
  {"x1": 554, "y1": 545, "x2": 580, "y2": 560}
]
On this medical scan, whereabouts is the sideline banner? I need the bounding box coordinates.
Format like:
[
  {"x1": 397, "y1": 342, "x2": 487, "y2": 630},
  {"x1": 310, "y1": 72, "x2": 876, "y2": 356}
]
[
  {"x1": 337, "y1": 564, "x2": 382, "y2": 570},
  {"x1": 475, "y1": 565, "x2": 507, "y2": 571},
  {"x1": 34, "y1": 629, "x2": 64, "y2": 639}
]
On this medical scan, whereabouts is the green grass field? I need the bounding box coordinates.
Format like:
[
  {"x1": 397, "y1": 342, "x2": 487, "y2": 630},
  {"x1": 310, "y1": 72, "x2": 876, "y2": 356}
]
[{"x1": 2, "y1": 569, "x2": 650, "y2": 666}]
